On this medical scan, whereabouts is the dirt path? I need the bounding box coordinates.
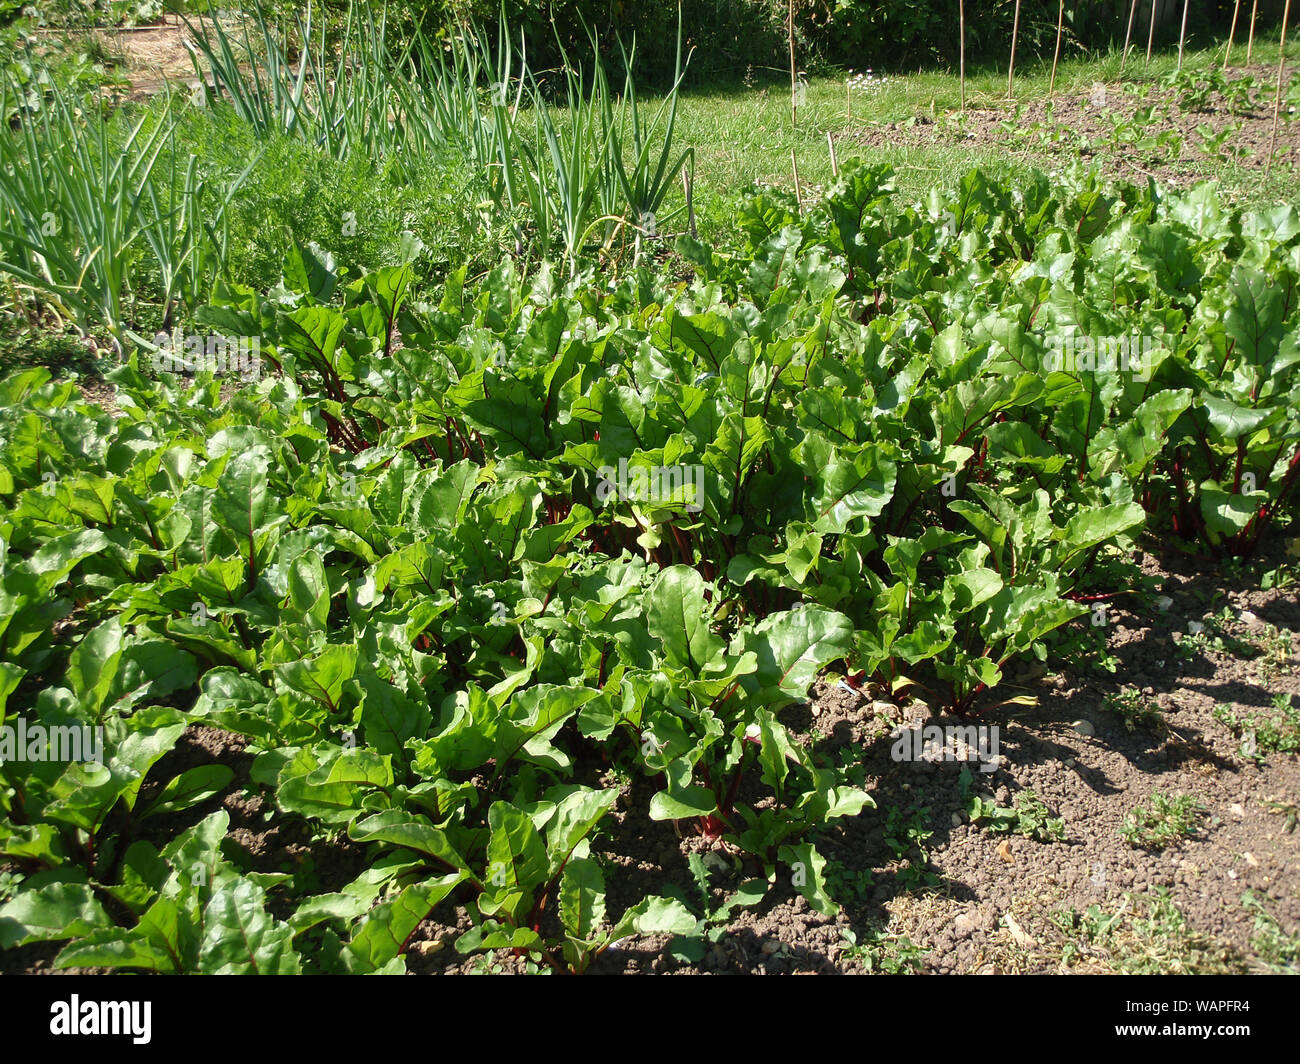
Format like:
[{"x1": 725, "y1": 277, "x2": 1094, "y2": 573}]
[
  {"x1": 24, "y1": 13, "x2": 206, "y2": 99},
  {"x1": 101, "y1": 15, "x2": 200, "y2": 97}
]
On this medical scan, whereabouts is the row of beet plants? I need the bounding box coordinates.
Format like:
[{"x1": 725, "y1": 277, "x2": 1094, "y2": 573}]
[{"x1": 0, "y1": 161, "x2": 1295, "y2": 972}]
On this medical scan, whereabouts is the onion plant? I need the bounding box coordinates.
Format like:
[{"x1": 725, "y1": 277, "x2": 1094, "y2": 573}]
[
  {"x1": 0, "y1": 71, "x2": 256, "y2": 345},
  {"x1": 526, "y1": 31, "x2": 617, "y2": 271},
  {"x1": 182, "y1": 2, "x2": 421, "y2": 173},
  {"x1": 607, "y1": 23, "x2": 695, "y2": 262},
  {"x1": 138, "y1": 100, "x2": 260, "y2": 332},
  {"x1": 179, "y1": 0, "x2": 695, "y2": 274},
  {"x1": 0, "y1": 77, "x2": 176, "y2": 344}
]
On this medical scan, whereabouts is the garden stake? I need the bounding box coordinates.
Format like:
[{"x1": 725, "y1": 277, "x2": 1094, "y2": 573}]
[
  {"x1": 1225, "y1": 0, "x2": 1241, "y2": 69},
  {"x1": 788, "y1": 0, "x2": 797, "y2": 128},
  {"x1": 1266, "y1": 0, "x2": 1292, "y2": 178},
  {"x1": 1008, "y1": 0, "x2": 1022, "y2": 99},
  {"x1": 1050, "y1": 0, "x2": 1065, "y2": 99},
  {"x1": 960, "y1": 0, "x2": 967, "y2": 110},
  {"x1": 1177, "y1": 0, "x2": 1190, "y2": 70},
  {"x1": 1122, "y1": 0, "x2": 1139, "y2": 75},
  {"x1": 1146, "y1": 0, "x2": 1157, "y2": 68}
]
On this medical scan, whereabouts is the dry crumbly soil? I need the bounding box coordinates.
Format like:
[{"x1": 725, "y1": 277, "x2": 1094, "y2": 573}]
[{"x1": 838, "y1": 66, "x2": 1300, "y2": 190}]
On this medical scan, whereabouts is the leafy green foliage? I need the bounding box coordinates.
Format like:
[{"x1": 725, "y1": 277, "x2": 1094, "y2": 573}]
[{"x1": 3, "y1": 151, "x2": 1299, "y2": 972}]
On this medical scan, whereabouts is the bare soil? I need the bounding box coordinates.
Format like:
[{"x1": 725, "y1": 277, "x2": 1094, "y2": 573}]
[{"x1": 839, "y1": 66, "x2": 1300, "y2": 189}]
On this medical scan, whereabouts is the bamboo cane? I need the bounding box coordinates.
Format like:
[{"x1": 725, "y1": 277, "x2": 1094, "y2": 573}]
[
  {"x1": 1266, "y1": 0, "x2": 1292, "y2": 178},
  {"x1": 960, "y1": 0, "x2": 966, "y2": 111},
  {"x1": 1225, "y1": 0, "x2": 1241, "y2": 70},
  {"x1": 788, "y1": 0, "x2": 797, "y2": 128},
  {"x1": 1247, "y1": 0, "x2": 1258, "y2": 63},
  {"x1": 1122, "y1": 0, "x2": 1139, "y2": 76},
  {"x1": 1146, "y1": 0, "x2": 1157, "y2": 69},
  {"x1": 1177, "y1": 0, "x2": 1190, "y2": 71},
  {"x1": 827, "y1": 131, "x2": 839, "y2": 177},
  {"x1": 1050, "y1": 0, "x2": 1065, "y2": 99},
  {"x1": 791, "y1": 147, "x2": 803, "y2": 211},
  {"x1": 1008, "y1": 0, "x2": 1022, "y2": 99}
]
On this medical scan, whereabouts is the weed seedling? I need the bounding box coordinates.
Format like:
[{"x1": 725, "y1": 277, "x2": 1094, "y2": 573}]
[
  {"x1": 1102, "y1": 687, "x2": 1164, "y2": 733},
  {"x1": 1175, "y1": 607, "x2": 1256, "y2": 663},
  {"x1": 1056, "y1": 889, "x2": 1246, "y2": 973},
  {"x1": 1261, "y1": 798, "x2": 1298, "y2": 833},
  {"x1": 1119, "y1": 792, "x2": 1205, "y2": 850},
  {"x1": 825, "y1": 861, "x2": 875, "y2": 908},
  {"x1": 882, "y1": 805, "x2": 940, "y2": 892},
  {"x1": 964, "y1": 783, "x2": 1066, "y2": 842},
  {"x1": 1242, "y1": 891, "x2": 1299, "y2": 974},
  {"x1": 1213, "y1": 694, "x2": 1300, "y2": 759},
  {"x1": 1257, "y1": 624, "x2": 1294, "y2": 685},
  {"x1": 840, "y1": 926, "x2": 927, "y2": 973}
]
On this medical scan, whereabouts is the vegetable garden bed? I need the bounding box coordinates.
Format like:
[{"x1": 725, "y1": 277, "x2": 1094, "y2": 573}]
[{"x1": 2, "y1": 159, "x2": 1298, "y2": 974}]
